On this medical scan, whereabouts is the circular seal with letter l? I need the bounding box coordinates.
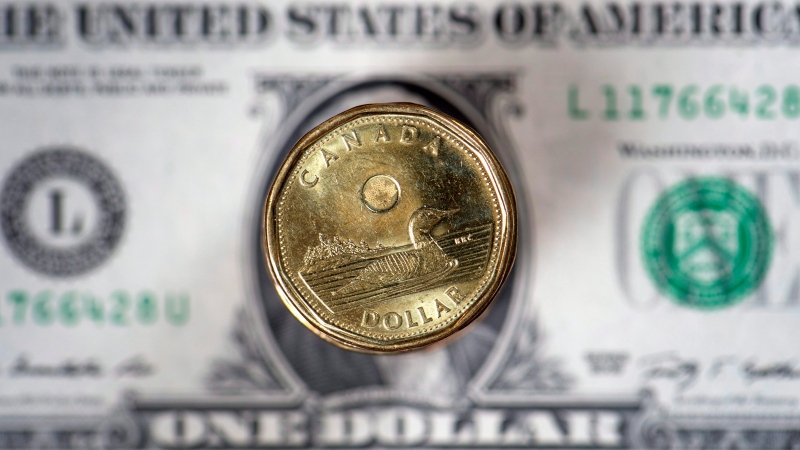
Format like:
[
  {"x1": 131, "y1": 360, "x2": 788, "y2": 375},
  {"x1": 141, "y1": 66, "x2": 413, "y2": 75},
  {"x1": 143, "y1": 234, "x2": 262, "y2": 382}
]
[
  {"x1": 263, "y1": 103, "x2": 517, "y2": 352},
  {"x1": 0, "y1": 148, "x2": 125, "y2": 277},
  {"x1": 641, "y1": 176, "x2": 773, "y2": 309}
]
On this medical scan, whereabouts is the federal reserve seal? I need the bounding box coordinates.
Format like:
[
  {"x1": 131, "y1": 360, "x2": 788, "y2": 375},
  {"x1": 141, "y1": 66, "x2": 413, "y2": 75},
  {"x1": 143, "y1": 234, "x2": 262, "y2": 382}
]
[
  {"x1": 641, "y1": 177, "x2": 772, "y2": 309},
  {"x1": 0, "y1": 148, "x2": 126, "y2": 277}
]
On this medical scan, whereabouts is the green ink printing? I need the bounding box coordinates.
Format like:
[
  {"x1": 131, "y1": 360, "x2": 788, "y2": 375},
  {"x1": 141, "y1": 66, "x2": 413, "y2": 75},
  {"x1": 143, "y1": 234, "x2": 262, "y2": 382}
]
[{"x1": 641, "y1": 177, "x2": 773, "y2": 309}]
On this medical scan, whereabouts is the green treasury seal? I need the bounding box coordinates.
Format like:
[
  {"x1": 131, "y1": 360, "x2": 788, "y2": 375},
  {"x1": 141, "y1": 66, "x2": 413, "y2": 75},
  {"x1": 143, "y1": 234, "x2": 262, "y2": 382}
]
[{"x1": 641, "y1": 177, "x2": 773, "y2": 309}]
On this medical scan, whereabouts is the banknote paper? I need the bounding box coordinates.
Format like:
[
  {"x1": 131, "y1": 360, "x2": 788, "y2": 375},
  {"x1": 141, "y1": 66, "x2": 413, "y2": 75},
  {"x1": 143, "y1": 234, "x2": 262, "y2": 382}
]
[{"x1": 0, "y1": 0, "x2": 799, "y2": 448}]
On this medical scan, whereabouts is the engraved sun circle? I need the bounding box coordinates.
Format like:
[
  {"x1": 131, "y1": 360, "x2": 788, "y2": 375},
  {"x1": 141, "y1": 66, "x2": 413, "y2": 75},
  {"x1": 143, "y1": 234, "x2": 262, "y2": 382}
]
[{"x1": 361, "y1": 175, "x2": 400, "y2": 213}]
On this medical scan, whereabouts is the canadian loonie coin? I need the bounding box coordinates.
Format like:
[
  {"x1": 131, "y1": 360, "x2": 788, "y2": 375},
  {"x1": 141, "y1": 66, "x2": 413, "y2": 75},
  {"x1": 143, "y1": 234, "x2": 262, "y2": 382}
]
[{"x1": 263, "y1": 103, "x2": 517, "y2": 352}]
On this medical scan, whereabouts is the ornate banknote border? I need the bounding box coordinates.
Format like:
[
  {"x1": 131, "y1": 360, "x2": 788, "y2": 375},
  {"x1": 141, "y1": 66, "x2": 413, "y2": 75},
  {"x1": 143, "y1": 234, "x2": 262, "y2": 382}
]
[{"x1": 5, "y1": 73, "x2": 799, "y2": 449}]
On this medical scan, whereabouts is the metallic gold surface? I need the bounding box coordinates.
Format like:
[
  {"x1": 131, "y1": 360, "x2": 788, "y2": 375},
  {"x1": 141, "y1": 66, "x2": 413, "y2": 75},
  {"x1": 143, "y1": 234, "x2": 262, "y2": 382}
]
[{"x1": 263, "y1": 103, "x2": 517, "y2": 352}]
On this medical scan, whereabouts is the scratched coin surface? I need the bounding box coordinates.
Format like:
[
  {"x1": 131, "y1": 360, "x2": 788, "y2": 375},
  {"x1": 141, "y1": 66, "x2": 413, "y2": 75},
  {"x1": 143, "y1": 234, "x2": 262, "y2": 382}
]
[{"x1": 263, "y1": 103, "x2": 517, "y2": 352}]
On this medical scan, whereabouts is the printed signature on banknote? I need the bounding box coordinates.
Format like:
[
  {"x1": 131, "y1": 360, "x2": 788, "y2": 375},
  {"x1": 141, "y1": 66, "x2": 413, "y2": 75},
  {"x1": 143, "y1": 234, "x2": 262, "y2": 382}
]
[{"x1": 640, "y1": 352, "x2": 800, "y2": 393}]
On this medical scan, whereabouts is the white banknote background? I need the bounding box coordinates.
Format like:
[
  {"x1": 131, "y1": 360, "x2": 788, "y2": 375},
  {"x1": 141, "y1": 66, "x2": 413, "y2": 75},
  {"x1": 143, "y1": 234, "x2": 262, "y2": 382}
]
[{"x1": 0, "y1": 0, "x2": 799, "y2": 448}]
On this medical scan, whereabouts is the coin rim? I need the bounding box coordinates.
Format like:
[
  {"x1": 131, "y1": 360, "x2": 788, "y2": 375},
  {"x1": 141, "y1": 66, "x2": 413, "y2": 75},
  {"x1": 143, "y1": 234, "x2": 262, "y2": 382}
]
[{"x1": 263, "y1": 103, "x2": 517, "y2": 353}]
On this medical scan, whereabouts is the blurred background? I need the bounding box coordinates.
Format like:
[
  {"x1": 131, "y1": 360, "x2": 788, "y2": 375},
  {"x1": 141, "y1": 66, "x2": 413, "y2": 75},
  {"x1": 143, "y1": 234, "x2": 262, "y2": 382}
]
[{"x1": 0, "y1": 0, "x2": 798, "y2": 448}]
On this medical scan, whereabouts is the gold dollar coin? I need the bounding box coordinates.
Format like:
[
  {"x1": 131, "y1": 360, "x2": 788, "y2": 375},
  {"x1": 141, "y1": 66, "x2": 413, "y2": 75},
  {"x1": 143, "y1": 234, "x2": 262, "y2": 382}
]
[{"x1": 263, "y1": 103, "x2": 517, "y2": 352}]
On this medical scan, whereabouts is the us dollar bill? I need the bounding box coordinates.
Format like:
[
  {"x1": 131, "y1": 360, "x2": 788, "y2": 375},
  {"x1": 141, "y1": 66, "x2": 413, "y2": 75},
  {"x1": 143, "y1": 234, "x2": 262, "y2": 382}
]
[{"x1": 1, "y1": 0, "x2": 799, "y2": 448}]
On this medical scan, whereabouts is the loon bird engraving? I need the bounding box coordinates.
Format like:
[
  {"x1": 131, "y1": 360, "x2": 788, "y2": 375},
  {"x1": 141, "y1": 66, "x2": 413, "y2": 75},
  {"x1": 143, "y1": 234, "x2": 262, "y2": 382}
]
[{"x1": 335, "y1": 208, "x2": 459, "y2": 296}]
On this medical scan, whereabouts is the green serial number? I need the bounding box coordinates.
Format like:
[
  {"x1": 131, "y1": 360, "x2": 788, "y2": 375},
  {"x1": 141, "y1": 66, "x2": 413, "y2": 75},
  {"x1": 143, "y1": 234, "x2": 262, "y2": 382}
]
[
  {"x1": 569, "y1": 84, "x2": 800, "y2": 121},
  {"x1": 0, "y1": 290, "x2": 190, "y2": 327}
]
